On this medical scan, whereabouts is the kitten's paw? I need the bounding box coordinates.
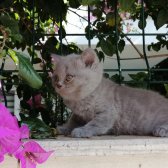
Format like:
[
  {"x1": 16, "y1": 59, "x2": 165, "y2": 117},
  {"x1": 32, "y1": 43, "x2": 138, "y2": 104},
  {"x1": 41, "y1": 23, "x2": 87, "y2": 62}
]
[
  {"x1": 71, "y1": 127, "x2": 93, "y2": 138},
  {"x1": 153, "y1": 125, "x2": 168, "y2": 137},
  {"x1": 57, "y1": 126, "x2": 71, "y2": 135}
]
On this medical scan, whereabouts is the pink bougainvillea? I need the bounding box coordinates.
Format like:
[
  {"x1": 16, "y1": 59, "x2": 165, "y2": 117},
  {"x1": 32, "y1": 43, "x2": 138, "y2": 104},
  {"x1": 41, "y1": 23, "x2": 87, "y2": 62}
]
[
  {"x1": 0, "y1": 103, "x2": 53, "y2": 167},
  {"x1": 0, "y1": 103, "x2": 21, "y2": 156},
  {"x1": 15, "y1": 141, "x2": 54, "y2": 168},
  {"x1": 26, "y1": 94, "x2": 45, "y2": 109},
  {"x1": 20, "y1": 124, "x2": 30, "y2": 139}
]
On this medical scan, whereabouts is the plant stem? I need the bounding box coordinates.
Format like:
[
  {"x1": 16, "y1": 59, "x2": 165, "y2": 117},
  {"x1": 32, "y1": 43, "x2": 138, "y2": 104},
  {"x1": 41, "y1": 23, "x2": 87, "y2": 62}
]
[
  {"x1": 17, "y1": 159, "x2": 20, "y2": 168},
  {"x1": 125, "y1": 36, "x2": 144, "y2": 58}
]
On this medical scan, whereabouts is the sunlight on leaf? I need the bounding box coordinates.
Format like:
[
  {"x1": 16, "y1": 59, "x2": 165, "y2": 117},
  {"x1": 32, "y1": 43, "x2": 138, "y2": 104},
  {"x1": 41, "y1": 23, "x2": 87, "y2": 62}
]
[{"x1": 8, "y1": 50, "x2": 42, "y2": 89}]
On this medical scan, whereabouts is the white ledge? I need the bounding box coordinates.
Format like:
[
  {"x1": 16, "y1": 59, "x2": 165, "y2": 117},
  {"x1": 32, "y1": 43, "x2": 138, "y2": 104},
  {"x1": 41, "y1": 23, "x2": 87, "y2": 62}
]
[{"x1": 37, "y1": 136, "x2": 168, "y2": 157}]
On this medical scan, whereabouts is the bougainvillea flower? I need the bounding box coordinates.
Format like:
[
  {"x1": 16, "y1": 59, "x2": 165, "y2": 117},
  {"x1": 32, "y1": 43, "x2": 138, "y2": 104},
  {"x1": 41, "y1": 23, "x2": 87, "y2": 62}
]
[
  {"x1": 0, "y1": 153, "x2": 4, "y2": 163},
  {"x1": 15, "y1": 141, "x2": 54, "y2": 168},
  {"x1": 0, "y1": 144, "x2": 5, "y2": 163},
  {"x1": 27, "y1": 94, "x2": 45, "y2": 109},
  {"x1": 0, "y1": 103, "x2": 21, "y2": 155},
  {"x1": 20, "y1": 124, "x2": 30, "y2": 139}
]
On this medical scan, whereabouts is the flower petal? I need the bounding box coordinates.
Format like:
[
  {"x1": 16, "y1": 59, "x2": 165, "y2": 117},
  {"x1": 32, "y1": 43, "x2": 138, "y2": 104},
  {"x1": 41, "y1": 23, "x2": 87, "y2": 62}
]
[
  {"x1": 0, "y1": 103, "x2": 20, "y2": 131},
  {"x1": 20, "y1": 156, "x2": 36, "y2": 168},
  {"x1": 0, "y1": 103, "x2": 21, "y2": 154},
  {"x1": 0, "y1": 153, "x2": 4, "y2": 163},
  {"x1": 33, "y1": 151, "x2": 54, "y2": 164},
  {"x1": 15, "y1": 141, "x2": 54, "y2": 166},
  {"x1": 0, "y1": 143, "x2": 6, "y2": 163},
  {"x1": 20, "y1": 125, "x2": 30, "y2": 139},
  {"x1": 23, "y1": 141, "x2": 46, "y2": 153},
  {"x1": 0, "y1": 130, "x2": 21, "y2": 154},
  {"x1": 26, "y1": 159, "x2": 36, "y2": 168}
]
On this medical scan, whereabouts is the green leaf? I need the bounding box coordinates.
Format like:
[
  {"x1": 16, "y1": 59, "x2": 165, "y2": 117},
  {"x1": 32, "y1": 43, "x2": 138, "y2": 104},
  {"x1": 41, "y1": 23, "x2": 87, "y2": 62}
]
[
  {"x1": 138, "y1": 19, "x2": 147, "y2": 30},
  {"x1": 8, "y1": 50, "x2": 43, "y2": 89},
  {"x1": 42, "y1": 36, "x2": 58, "y2": 56},
  {"x1": 8, "y1": 49, "x2": 19, "y2": 64},
  {"x1": 97, "y1": 50, "x2": 105, "y2": 62},
  {"x1": 92, "y1": 8, "x2": 102, "y2": 19},
  {"x1": 104, "y1": 73, "x2": 110, "y2": 79},
  {"x1": 147, "y1": 45, "x2": 152, "y2": 51},
  {"x1": 12, "y1": 34, "x2": 23, "y2": 43},
  {"x1": 79, "y1": 0, "x2": 97, "y2": 5},
  {"x1": 16, "y1": 52, "x2": 43, "y2": 89},
  {"x1": 128, "y1": 72, "x2": 148, "y2": 88},
  {"x1": 0, "y1": 50, "x2": 6, "y2": 58},
  {"x1": 129, "y1": 72, "x2": 148, "y2": 81},
  {"x1": 58, "y1": 27, "x2": 66, "y2": 40},
  {"x1": 164, "y1": 84, "x2": 168, "y2": 97},
  {"x1": 157, "y1": 9, "x2": 168, "y2": 29},
  {"x1": 0, "y1": 0, "x2": 13, "y2": 8},
  {"x1": 32, "y1": 58, "x2": 42, "y2": 64},
  {"x1": 106, "y1": 12, "x2": 115, "y2": 27},
  {"x1": 69, "y1": 0, "x2": 80, "y2": 8},
  {"x1": 35, "y1": 0, "x2": 68, "y2": 22},
  {"x1": 22, "y1": 118, "x2": 52, "y2": 139},
  {"x1": 100, "y1": 38, "x2": 115, "y2": 56},
  {"x1": 111, "y1": 74, "x2": 124, "y2": 83},
  {"x1": 5, "y1": 78, "x2": 13, "y2": 92},
  {"x1": 0, "y1": 14, "x2": 22, "y2": 42},
  {"x1": 151, "y1": 42, "x2": 161, "y2": 52},
  {"x1": 119, "y1": 0, "x2": 135, "y2": 11},
  {"x1": 118, "y1": 39, "x2": 125, "y2": 53},
  {"x1": 85, "y1": 26, "x2": 95, "y2": 40}
]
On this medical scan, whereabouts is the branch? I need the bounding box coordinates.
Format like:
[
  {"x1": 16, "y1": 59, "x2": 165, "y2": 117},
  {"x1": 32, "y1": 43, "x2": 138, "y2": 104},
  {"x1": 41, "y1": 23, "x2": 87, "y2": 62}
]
[
  {"x1": 123, "y1": 35, "x2": 168, "y2": 60},
  {"x1": 124, "y1": 36, "x2": 144, "y2": 59},
  {"x1": 107, "y1": 53, "x2": 168, "y2": 60},
  {"x1": 147, "y1": 54, "x2": 168, "y2": 59},
  {"x1": 68, "y1": 8, "x2": 89, "y2": 22}
]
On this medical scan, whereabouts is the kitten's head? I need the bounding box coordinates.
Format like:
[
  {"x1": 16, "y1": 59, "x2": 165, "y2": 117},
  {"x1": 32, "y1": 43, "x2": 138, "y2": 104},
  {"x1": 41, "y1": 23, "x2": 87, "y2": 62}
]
[{"x1": 51, "y1": 48, "x2": 103, "y2": 101}]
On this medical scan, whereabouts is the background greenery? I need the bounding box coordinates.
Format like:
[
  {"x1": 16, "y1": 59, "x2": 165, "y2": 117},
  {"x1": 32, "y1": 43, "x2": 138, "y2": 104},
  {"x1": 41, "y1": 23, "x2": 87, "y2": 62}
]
[{"x1": 0, "y1": 0, "x2": 168, "y2": 138}]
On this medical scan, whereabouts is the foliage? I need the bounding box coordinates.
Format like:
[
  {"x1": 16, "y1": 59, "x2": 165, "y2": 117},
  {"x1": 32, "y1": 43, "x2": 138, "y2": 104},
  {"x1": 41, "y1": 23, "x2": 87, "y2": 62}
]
[
  {"x1": 8, "y1": 50, "x2": 42, "y2": 89},
  {"x1": 0, "y1": 0, "x2": 168, "y2": 139},
  {"x1": 128, "y1": 72, "x2": 148, "y2": 88},
  {"x1": 106, "y1": 72, "x2": 148, "y2": 88},
  {"x1": 108, "y1": 70, "x2": 168, "y2": 98},
  {"x1": 82, "y1": 0, "x2": 168, "y2": 57},
  {"x1": 0, "y1": 0, "x2": 79, "y2": 138}
]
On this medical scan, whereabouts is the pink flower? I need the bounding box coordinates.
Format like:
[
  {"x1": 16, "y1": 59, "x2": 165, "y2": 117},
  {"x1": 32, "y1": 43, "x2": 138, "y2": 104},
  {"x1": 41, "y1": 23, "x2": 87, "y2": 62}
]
[
  {"x1": 0, "y1": 103, "x2": 21, "y2": 155},
  {"x1": 20, "y1": 125, "x2": 30, "y2": 139},
  {"x1": 0, "y1": 153, "x2": 4, "y2": 163},
  {"x1": 27, "y1": 94, "x2": 44, "y2": 109},
  {"x1": 104, "y1": 0, "x2": 113, "y2": 14},
  {"x1": 0, "y1": 144, "x2": 5, "y2": 163},
  {"x1": 119, "y1": 12, "x2": 131, "y2": 20},
  {"x1": 15, "y1": 141, "x2": 54, "y2": 168}
]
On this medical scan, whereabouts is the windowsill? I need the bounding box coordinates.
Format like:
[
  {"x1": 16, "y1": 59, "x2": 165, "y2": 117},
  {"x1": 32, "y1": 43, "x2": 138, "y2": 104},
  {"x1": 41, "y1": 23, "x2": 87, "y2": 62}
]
[
  {"x1": 3, "y1": 136, "x2": 168, "y2": 168},
  {"x1": 37, "y1": 135, "x2": 168, "y2": 157}
]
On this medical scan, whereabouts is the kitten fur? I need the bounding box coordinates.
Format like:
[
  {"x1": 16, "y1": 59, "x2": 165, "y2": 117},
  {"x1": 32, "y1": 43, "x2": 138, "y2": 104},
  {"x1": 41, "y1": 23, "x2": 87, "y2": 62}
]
[{"x1": 51, "y1": 48, "x2": 168, "y2": 138}]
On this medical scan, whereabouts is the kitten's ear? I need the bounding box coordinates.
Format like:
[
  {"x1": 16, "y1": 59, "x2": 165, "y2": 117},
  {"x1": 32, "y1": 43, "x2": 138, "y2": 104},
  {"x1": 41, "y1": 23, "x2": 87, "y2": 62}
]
[
  {"x1": 81, "y1": 48, "x2": 98, "y2": 67},
  {"x1": 51, "y1": 53, "x2": 61, "y2": 64}
]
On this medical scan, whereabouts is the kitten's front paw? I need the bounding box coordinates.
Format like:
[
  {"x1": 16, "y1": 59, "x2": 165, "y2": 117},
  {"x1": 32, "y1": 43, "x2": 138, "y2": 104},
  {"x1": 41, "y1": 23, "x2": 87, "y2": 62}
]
[
  {"x1": 71, "y1": 127, "x2": 93, "y2": 138},
  {"x1": 57, "y1": 126, "x2": 71, "y2": 135}
]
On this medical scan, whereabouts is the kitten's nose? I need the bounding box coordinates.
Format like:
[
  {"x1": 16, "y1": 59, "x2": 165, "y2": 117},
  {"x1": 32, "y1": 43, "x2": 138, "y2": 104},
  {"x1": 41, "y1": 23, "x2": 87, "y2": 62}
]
[{"x1": 56, "y1": 82, "x2": 62, "y2": 89}]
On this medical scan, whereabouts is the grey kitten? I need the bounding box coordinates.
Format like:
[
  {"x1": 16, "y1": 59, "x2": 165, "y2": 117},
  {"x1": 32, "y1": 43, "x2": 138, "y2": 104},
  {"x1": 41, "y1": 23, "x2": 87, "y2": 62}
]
[{"x1": 51, "y1": 48, "x2": 168, "y2": 138}]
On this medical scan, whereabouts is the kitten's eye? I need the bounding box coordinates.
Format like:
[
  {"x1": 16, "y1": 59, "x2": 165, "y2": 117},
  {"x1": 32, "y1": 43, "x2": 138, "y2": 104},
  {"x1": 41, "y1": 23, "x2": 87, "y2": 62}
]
[{"x1": 65, "y1": 74, "x2": 74, "y2": 83}]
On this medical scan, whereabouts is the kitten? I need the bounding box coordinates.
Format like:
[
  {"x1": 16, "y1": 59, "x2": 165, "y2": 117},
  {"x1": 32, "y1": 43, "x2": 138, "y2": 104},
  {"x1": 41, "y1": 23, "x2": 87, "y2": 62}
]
[{"x1": 51, "y1": 48, "x2": 168, "y2": 138}]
